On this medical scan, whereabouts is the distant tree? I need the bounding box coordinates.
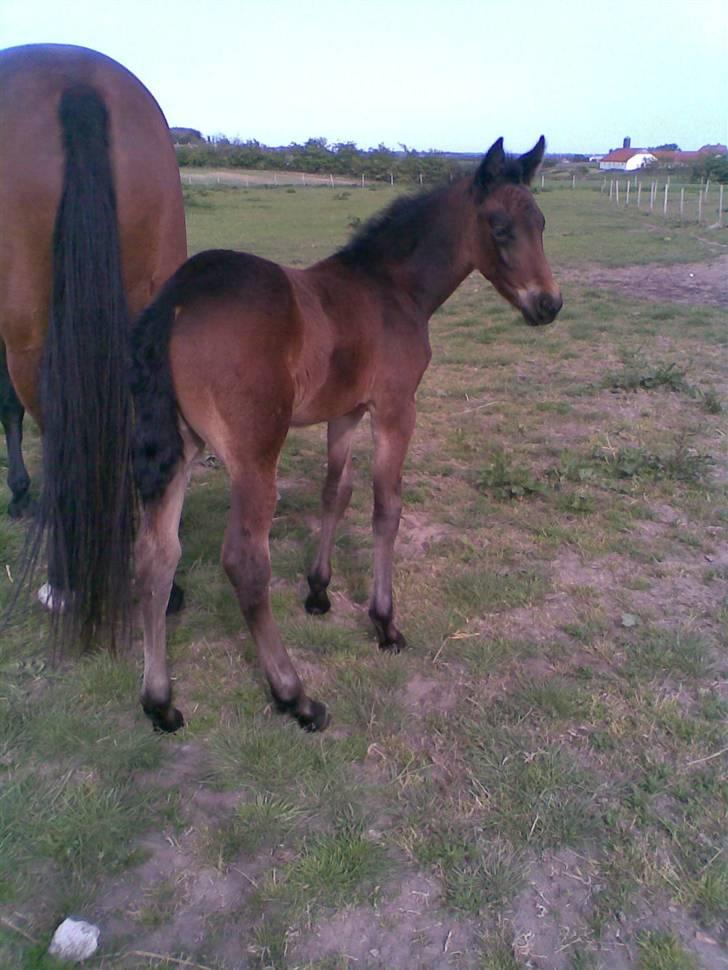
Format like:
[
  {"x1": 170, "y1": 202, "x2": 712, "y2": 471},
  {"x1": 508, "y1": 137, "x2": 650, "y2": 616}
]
[
  {"x1": 649, "y1": 143, "x2": 680, "y2": 151},
  {"x1": 170, "y1": 127, "x2": 204, "y2": 144},
  {"x1": 705, "y1": 155, "x2": 728, "y2": 183},
  {"x1": 175, "y1": 133, "x2": 484, "y2": 184}
]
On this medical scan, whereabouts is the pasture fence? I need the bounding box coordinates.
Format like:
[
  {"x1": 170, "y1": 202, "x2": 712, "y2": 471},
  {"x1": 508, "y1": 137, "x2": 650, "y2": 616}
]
[
  {"x1": 600, "y1": 173, "x2": 725, "y2": 228},
  {"x1": 180, "y1": 168, "x2": 727, "y2": 229}
]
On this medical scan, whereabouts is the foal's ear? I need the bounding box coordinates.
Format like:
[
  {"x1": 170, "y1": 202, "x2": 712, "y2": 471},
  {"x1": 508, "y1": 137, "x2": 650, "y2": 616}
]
[
  {"x1": 519, "y1": 136, "x2": 546, "y2": 185},
  {"x1": 474, "y1": 137, "x2": 505, "y2": 194}
]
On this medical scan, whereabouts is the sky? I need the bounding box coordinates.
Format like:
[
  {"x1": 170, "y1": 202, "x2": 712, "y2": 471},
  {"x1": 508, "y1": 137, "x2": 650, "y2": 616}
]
[{"x1": 2, "y1": 0, "x2": 727, "y2": 155}]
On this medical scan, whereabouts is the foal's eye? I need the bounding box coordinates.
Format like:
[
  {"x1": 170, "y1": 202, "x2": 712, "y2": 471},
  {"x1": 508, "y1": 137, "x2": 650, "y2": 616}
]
[
  {"x1": 492, "y1": 226, "x2": 512, "y2": 245},
  {"x1": 488, "y1": 218, "x2": 514, "y2": 246}
]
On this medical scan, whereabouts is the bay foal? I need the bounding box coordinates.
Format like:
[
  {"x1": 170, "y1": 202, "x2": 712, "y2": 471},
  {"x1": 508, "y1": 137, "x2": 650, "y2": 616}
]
[{"x1": 132, "y1": 136, "x2": 562, "y2": 732}]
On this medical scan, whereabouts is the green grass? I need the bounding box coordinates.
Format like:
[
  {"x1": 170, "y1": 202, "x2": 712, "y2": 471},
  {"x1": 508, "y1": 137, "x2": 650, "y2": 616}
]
[{"x1": 636, "y1": 932, "x2": 701, "y2": 970}]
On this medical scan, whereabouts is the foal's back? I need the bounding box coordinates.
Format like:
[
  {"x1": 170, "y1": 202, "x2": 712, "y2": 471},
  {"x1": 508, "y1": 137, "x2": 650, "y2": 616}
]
[{"x1": 165, "y1": 248, "x2": 414, "y2": 447}]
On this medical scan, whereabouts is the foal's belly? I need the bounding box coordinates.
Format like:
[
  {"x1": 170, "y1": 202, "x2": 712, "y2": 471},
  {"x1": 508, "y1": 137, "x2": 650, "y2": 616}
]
[
  {"x1": 290, "y1": 386, "x2": 368, "y2": 428},
  {"x1": 290, "y1": 341, "x2": 372, "y2": 427}
]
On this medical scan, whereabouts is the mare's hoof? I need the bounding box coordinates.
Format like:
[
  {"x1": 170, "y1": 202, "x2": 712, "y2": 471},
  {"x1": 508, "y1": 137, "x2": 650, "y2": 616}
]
[
  {"x1": 143, "y1": 704, "x2": 185, "y2": 733},
  {"x1": 37, "y1": 583, "x2": 66, "y2": 613},
  {"x1": 166, "y1": 582, "x2": 185, "y2": 615},
  {"x1": 379, "y1": 630, "x2": 407, "y2": 654},
  {"x1": 274, "y1": 694, "x2": 330, "y2": 732},
  {"x1": 8, "y1": 493, "x2": 34, "y2": 519}
]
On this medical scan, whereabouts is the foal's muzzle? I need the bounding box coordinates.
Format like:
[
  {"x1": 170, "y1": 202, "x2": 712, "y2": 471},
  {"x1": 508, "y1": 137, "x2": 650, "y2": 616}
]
[{"x1": 522, "y1": 291, "x2": 563, "y2": 326}]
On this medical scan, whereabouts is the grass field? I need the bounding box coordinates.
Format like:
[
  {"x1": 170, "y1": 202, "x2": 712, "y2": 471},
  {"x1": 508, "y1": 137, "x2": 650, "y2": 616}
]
[{"x1": 0, "y1": 180, "x2": 726, "y2": 969}]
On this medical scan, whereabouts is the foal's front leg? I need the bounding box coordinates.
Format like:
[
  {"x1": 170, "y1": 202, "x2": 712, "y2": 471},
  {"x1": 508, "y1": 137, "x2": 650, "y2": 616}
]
[
  {"x1": 306, "y1": 408, "x2": 365, "y2": 615},
  {"x1": 369, "y1": 400, "x2": 416, "y2": 651}
]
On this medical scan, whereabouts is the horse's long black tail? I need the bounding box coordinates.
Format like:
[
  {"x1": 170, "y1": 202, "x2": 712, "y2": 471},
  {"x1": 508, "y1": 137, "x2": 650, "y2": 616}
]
[{"x1": 30, "y1": 84, "x2": 137, "y2": 650}]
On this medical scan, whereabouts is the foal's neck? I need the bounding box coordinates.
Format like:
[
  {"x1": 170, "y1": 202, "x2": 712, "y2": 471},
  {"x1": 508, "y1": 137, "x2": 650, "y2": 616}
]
[
  {"x1": 399, "y1": 180, "x2": 475, "y2": 318},
  {"x1": 328, "y1": 179, "x2": 475, "y2": 320}
]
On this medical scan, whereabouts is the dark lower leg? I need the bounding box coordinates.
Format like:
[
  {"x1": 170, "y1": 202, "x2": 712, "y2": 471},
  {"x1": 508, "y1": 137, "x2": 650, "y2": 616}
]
[
  {"x1": 1, "y1": 399, "x2": 31, "y2": 518},
  {"x1": 0, "y1": 349, "x2": 32, "y2": 517},
  {"x1": 166, "y1": 580, "x2": 185, "y2": 615},
  {"x1": 306, "y1": 412, "x2": 362, "y2": 615},
  {"x1": 248, "y1": 598, "x2": 329, "y2": 731}
]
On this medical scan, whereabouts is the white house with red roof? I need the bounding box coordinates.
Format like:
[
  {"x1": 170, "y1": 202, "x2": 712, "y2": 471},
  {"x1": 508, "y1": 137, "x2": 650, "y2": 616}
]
[{"x1": 599, "y1": 148, "x2": 658, "y2": 171}]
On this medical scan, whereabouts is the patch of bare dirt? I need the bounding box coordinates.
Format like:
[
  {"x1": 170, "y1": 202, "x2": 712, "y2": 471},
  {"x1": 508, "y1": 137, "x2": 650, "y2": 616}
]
[
  {"x1": 400, "y1": 671, "x2": 461, "y2": 719},
  {"x1": 289, "y1": 874, "x2": 479, "y2": 969},
  {"x1": 560, "y1": 254, "x2": 728, "y2": 308},
  {"x1": 397, "y1": 510, "x2": 457, "y2": 560},
  {"x1": 506, "y1": 850, "x2": 728, "y2": 970}
]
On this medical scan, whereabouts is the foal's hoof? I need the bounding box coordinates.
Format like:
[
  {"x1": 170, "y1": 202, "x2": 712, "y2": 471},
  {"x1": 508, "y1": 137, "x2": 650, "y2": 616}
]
[
  {"x1": 166, "y1": 581, "x2": 185, "y2": 615},
  {"x1": 143, "y1": 704, "x2": 185, "y2": 733},
  {"x1": 305, "y1": 588, "x2": 331, "y2": 615},
  {"x1": 274, "y1": 694, "x2": 330, "y2": 733},
  {"x1": 378, "y1": 630, "x2": 407, "y2": 654}
]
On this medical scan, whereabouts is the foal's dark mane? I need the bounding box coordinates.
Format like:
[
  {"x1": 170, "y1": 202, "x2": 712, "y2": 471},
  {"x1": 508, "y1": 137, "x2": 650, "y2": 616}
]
[
  {"x1": 335, "y1": 156, "x2": 530, "y2": 275},
  {"x1": 335, "y1": 187, "x2": 451, "y2": 273}
]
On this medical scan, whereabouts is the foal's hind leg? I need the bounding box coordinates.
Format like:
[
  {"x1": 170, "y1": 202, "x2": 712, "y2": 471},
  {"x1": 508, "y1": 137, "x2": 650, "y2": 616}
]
[
  {"x1": 0, "y1": 348, "x2": 31, "y2": 518},
  {"x1": 224, "y1": 463, "x2": 329, "y2": 731},
  {"x1": 306, "y1": 408, "x2": 365, "y2": 615},
  {"x1": 135, "y1": 425, "x2": 201, "y2": 731},
  {"x1": 368, "y1": 400, "x2": 416, "y2": 652}
]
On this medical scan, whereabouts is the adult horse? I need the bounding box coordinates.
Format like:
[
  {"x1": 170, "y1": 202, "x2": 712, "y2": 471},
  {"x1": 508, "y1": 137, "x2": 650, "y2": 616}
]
[
  {"x1": 128, "y1": 136, "x2": 561, "y2": 733},
  {"x1": 0, "y1": 43, "x2": 187, "y2": 636}
]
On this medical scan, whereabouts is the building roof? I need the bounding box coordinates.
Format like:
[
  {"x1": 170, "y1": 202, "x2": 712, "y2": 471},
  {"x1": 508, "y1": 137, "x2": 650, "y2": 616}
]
[
  {"x1": 602, "y1": 145, "x2": 726, "y2": 166},
  {"x1": 601, "y1": 149, "x2": 654, "y2": 162}
]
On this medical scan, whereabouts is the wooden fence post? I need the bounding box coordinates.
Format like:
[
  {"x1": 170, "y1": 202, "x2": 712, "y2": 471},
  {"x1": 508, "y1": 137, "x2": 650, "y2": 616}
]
[
  {"x1": 609, "y1": 180, "x2": 614, "y2": 200},
  {"x1": 637, "y1": 181, "x2": 642, "y2": 207},
  {"x1": 541, "y1": 173, "x2": 545, "y2": 189},
  {"x1": 572, "y1": 174, "x2": 576, "y2": 189},
  {"x1": 719, "y1": 185, "x2": 725, "y2": 227},
  {"x1": 663, "y1": 183, "x2": 669, "y2": 216},
  {"x1": 698, "y1": 191, "x2": 703, "y2": 225},
  {"x1": 615, "y1": 180, "x2": 620, "y2": 205},
  {"x1": 625, "y1": 180, "x2": 631, "y2": 206}
]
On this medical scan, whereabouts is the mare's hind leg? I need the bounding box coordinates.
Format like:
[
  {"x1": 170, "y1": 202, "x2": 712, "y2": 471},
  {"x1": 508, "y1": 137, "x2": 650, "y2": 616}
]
[
  {"x1": 135, "y1": 424, "x2": 201, "y2": 731},
  {"x1": 224, "y1": 462, "x2": 329, "y2": 731},
  {"x1": 369, "y1": 399, "x2": 416, "y2": 652},
  {"x1": 0, "y1": 346, "x2": 32, "y2": 518},
  {"x1": 306, "y1": 408, "x2": 365, "y2": 615}
]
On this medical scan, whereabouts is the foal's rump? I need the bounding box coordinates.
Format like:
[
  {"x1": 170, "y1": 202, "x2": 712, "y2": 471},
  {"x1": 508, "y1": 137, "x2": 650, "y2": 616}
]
[{"x1": 131, "y1": 249, "x2": 300, "y2": 499}]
